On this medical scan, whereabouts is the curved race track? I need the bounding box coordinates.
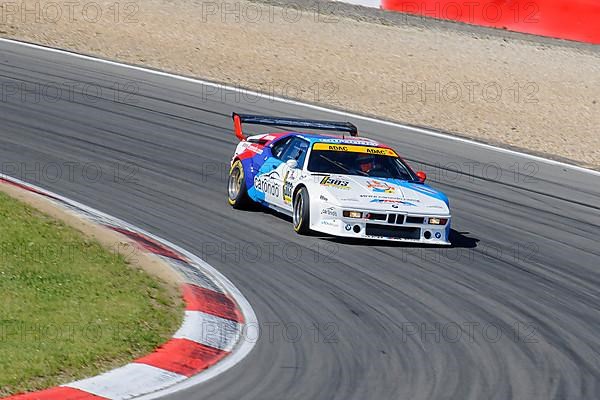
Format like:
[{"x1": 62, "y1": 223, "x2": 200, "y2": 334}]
[{"x1": 1, "y1": 40, "x2": 600, "y2": 400}]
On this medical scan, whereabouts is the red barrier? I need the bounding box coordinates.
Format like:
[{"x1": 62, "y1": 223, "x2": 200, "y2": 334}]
[{"x1": 380, "y1": 0, "x2": 600, "y2": 45}]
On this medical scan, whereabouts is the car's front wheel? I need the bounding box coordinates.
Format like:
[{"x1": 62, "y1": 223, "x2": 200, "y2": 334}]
[
  {"x1": 293, "y1": 187, "x2": 311, "y2": 235},
  {"x1": 227, "y1": 160, "x2": 250, "y2": 209}
]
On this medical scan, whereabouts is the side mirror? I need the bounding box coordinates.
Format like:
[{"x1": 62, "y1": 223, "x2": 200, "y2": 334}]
[
  {"x1": 286, "y1": 159, "x2": 298, "y2": 169},
  {"x1": 416, "y1": 171, "x2": 427, "y2": 182}
]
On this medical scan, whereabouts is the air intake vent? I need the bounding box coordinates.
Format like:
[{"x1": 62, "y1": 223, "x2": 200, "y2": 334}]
[
  {"x1": 366, "y1": 224, "x2": 421, "y2": 240},
  {"x1": 367, "y1": 213, "x2": 387, "y2": 221}
]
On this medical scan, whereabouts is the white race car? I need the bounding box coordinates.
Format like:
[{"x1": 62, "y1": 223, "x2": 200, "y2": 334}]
[{"x1": 227, "y1": 113, "x2": 451, "y2": 244}]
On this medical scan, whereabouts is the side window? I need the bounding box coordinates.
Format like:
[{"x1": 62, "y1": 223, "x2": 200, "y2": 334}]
[
  {"x1": 280, "y1": 138, "x2": 309, "y2": 167},
  {"x1": 295, "y1": 140, "x2": 310, "y2": 167},
  {"x1": 271, "y1": 136, "x2": 293, "y2": 159}
]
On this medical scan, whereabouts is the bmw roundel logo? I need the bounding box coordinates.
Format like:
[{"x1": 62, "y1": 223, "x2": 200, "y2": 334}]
[
  {"x1": 391, "y1": 204, "x2": 399, "y2": 208},
  {"x1": 345, "y1": 224, "x2": 352, "y2": 231},
  {"x1": 435, "y1": 232, "x2": 442, "y2": 239}
]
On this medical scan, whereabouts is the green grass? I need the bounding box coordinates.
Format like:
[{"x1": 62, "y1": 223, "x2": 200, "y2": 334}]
[{"x1": 0, "y1": 192, "x2": 182, "y2": 396}]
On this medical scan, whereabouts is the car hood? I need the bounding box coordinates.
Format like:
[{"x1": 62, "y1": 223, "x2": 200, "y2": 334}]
[{"x1": 317, "y1": 174, "x2": 450, "y2": 214}]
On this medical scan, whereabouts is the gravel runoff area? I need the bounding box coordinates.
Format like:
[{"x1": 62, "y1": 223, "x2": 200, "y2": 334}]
[{"x1": 1, "y1": 0, "x2": 599, "y2": 168}]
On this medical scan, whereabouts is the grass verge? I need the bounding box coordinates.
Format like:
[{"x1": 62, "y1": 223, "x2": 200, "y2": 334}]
[{"x1": 0, "y1": 191, "x2": 182, "y2": 396}]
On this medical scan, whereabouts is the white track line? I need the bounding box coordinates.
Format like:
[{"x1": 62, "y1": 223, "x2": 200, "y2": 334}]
[
  {"x1": 66, "y1": 364, "x2": 187, "y2": 400},
  {"x1": 174, "y1": 311, "x2": 241, "y2": 352},
  {"x1": 0, "y1": 37, "x2": 598, "y2": 178}
]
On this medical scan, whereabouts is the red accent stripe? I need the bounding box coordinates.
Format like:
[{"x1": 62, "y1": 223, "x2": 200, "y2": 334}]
[
  {"x1": 108, "y1": 227, "x2": 187, "y2": 262},
  {"x1": 0, "y1": 178, "x2": 59, "y2": 200},
  {"x1": 182, "y1": 284, "x2": 244, "y2": 323},
  {"x1": 237, "y1": 149, "x2": 256, "y2": 160},
  {"x1": 2, "y1": 387, "x2": 106, "y2": 400},
  {"x1": 135, "y1": 338, "x2": 227, "y2": 377}
]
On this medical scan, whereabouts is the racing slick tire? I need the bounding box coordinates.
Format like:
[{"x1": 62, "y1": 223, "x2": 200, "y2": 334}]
[
  {"x1": 228, "y1": 160, "x2": 251, "y2": 209},
  {"x1": 293, "y1": 186, "x2": 311, "y2": 235}
]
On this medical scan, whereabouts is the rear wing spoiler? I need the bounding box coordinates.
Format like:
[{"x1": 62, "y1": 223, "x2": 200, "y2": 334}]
[{"x1": 232, "y1": 112, "x2": 358, "y2": 141}]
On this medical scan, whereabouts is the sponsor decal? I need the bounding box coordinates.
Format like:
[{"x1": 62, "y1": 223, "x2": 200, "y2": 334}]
[
  {"x1": 364, "y1": 147, "x2": 392, "y2": 155},
  {"x1": 360, "y1": 194, "x2": 420, "y2": 202},
  {"x1": 312, "y1": 143, "x2": 398, "y2": 157},
  {"x1": 320, "y1": 195, "x2": 329, "y2": 201},
  {"x1": 360, "y1": 194, "x2": 398, "y2": 199},
  {"x1": 370, "y1": 199, "x2": 416, "y2": 206},
  {"x1": 319, "y1": 138, "x2": 379, "y2": 146},
  {"x1": 241, "y1": 142, "x2": 263, "y2": 154},
  {"x1": 249, "y1": 144, "x2": 263, "y2": 154},
  {"x1": 254, "y1": 171, "x2": 280, "y2": 197},
  {"x1": 408, "y1": 183, "x2": 438, "y2": 194},
  {"x1": 321, "y1": 220, "x2": 337, "y2": 227},
  {"x1": 366, "y1": 180, "x2": 395, "y2": 194},
  {"x1": 320, "y1": 176, "x2": 350, "y2": 190},
  {"x1": 325, "y1": 144, "x2": 349, "y2": 152},
  {"x1": 320, "y1": 207, "x2": 338, "y2": 217},
  {"x1": 283, "y1": 171, "x2": 293, "y2": 204}
]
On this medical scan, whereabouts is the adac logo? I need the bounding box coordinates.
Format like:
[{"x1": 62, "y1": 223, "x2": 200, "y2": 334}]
[
  {"x1": 326, "y1": 144, "x2": 349, "y2": 151},
  {"x1": 365, "y1": 148, "x2": 387, "y2": 155},
  {"x1": 367, "y1": 180, "x2": 395, "y2": 194}
]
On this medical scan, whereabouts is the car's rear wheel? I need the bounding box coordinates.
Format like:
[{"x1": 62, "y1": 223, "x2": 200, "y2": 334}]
[
  {"x1": 228, "y1": 160, "x2": 250, "y2": 209},
  {"x1": 293, "y1": 187, "x2": 311, "y2": 235}
]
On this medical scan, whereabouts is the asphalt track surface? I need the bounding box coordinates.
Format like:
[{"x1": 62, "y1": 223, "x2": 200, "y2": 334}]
[{"x1": 1, "y1": 41, "x2": 600, "y2": 400}]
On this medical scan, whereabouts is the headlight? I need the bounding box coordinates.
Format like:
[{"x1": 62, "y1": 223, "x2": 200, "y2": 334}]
[
  {"x1": 428, "y1": 217, "x2": 448, "y2": 225},
  {"x1": 343, "y1": 210, "x2": 363, "y2": 218}
]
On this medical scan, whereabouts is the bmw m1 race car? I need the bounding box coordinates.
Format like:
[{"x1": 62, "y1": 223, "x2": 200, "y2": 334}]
[{"x1": 227, "y1": 113, "x2": 451, "y2": 244}]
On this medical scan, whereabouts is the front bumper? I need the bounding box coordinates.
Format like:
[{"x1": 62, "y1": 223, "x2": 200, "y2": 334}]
[{"x1": 312, "y1": 207, "x2": 451, "y2": 245}]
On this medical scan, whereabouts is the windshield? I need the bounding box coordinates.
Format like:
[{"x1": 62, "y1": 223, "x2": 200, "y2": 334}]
[{"x1": 307, "y1": 144, "x2": 416, "y2": 180}]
